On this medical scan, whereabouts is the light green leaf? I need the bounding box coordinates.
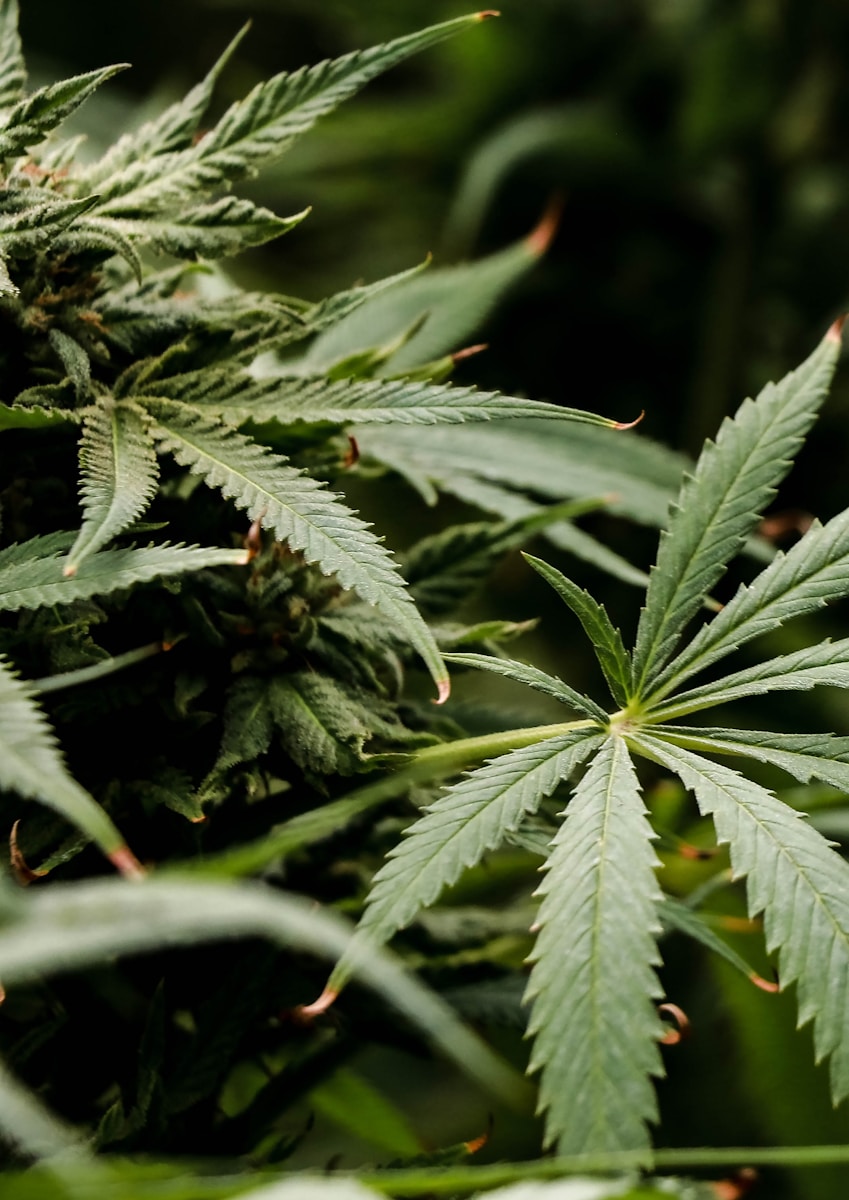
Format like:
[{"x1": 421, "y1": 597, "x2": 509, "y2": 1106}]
[
  {"x1": 0, "y1": 876, "x2": 523, "y2": 1107},
  {"x1": 650, "y1": 507, "x2": 849, "y2": 701},
  {"x1": 0, "y1": 0, "x2": 25, "y2": 111},
  {"x1": 648, "y1": 636, "x2": 849, "y2": 719},
  {"x1": 653, "y1": 725, "x2": 849, "y2": 792},
  {"x1": 80, "y1": 24, "x2": 251, "y2": 185},
  {"x1": 310, "y1": 1067, "x2": 421, "y2": 1156},
  {"x1": 0, "y1": 656, "x2": 127, "y2": 858},
  {"x1": 0, "y1": 193, "x2": 99, "y2": 267},
  {"x1": 92, "y1": 14, "x2": 498, "y2": 214},
  {"x1": 142, "y1": 371, "x2": 618, "y2": 429},
  {"x1": 107, "y1": 197, "x2": 310, "y2": 260},
  {"x1": 0, "y1": 541, "x2": 247, "y2": 611},
  {"x1": 525, "y1": 736, "x2": 665, "y2": 1156},
  {"x1": 523, "y1": 553, "x2": 631, "y2": 705},
  {"x1": 149, "y1": 402, "x2": 448, "y2": 699},
  {"x1": 632, "y1": 324, "x2": 842, "y2": 693},
  {"x1": 0, "y1": 64, "x2": 127, "y2": 158},
  {"x1": 632, "y1": 734, "x2": 849, "y2": 1101},
  {"x1": 445, "y1": 651, "x2": 609, "y2": 722},
  {"x1": 48, "y1": 329, "x2": 90, "y2": 397},
  {"x1": 65, "y1": 400, "x2": 160, "y2": 574},
  {"x1": 293, "y1": 219, "x2": 554, "y2": 375},
  {"x1": 332, "y1": 730, "x2": 602, "y2": 989}
]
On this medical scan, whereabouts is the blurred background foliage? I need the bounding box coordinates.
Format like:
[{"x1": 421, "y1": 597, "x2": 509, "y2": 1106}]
[{"x1": 17, "y1": 0, "x2": 849, "y2": 1193}]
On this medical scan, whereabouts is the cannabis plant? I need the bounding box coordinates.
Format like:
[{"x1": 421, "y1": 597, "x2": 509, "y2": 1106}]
[{"x1": 327, "y1": 319, "x2": 849, "y2": 1157}]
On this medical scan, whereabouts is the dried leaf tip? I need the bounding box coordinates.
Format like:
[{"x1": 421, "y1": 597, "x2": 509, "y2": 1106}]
[
  {"x1": 296, "y1": 986, "x2": 339, "y2": 1020},
  {"x1": 476, "y1": 10, "x2": 501, "y2": 19},
  {"x1": 525, "y1": 196, "x2": 564, "y2": 257},
  {"x1": 108, "y1": 844, "x2": 147, "y2": 880},
  {"x1": 62, "y1": 561, "x2": 78, "y2": 578},
  {"x1": 614, "y1": 410, "x2": 645, "y2": 431},
  {"x1": 452, "y1": 343, "x2": 488, "y2": 364},
  {"x1": 827, "y1": 313, "x2": 847, "y2": 344},
  {"x1": 434, "y1": 677, "x2": 451, "y2": 705},
  {"x1": 10, "y1": 820, "x2": 47, "y2": 885},
  {"x1": 749, "y1": 970, "x2": 780, "y2": 994}
]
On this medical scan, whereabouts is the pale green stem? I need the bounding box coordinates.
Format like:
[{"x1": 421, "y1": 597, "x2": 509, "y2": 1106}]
[
  {"x1": 179, "y1": 718, "x2": 594, "y2": 879},
  {"x1": 30, "y1": 642, "x2": 164, "y2": 695}
]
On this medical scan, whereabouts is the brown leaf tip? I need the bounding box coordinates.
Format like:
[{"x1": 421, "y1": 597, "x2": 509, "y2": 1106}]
[
  {"x1": 476, "y1": 10, "x2": 501, "y2": 19},
  {"x1": 434, "y1": 677, "x2": 451, "y2": 706},
  {"x1": 749, "y1": 970, "x2": 780, "y2": 994},
  {"x1": 452, "y1": 343, "x2": 488, "y2": 364},
  {"x1": 295, "y1": 987, "x2": 339, "y2": 1022},
  {"x1": 614, "y1": 410, "x2": 645, "y2": 431},
  {"x1": 658, "y1": 1001, "x2": 691, "y2": 1045},
  {"x1": 827, "y1": 314, "x2": 846, "y2": 344},
  {"x1": 525, "y1": 196, "x2": 564, "y2": 257},
  {"x1": 108, "y1": 845, "x2": 147, "y2": 880}
]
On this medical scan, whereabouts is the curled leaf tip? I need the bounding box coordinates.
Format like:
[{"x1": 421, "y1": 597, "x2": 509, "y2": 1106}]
[
  {"x1": 452, "y1": 343, "x2": 488, "y2": 364},
  {"x1": 614, "y1": 410, "x2": 645, "y2": 431},
  {"x1": 476, "y1": 10, "x2": 501, "y2": 19},
  {"x1": 749, "y1": 970, "x2": 780, "y2": 994},
  {"x1": 343, "y1": 434, "x2": 360, "y2": 468},
  {"x1": 525, "y1": 195, "x2": 564, "y2": 257},
  {"x1": 658, "y1": 1001, "x2": 690, "y2": 1045},
  {"x1": 434, "y1": 677, "x2": 451, "y2": 705},
  {"x1": 827, "y1": 314, "x2": 846, "y2": 344},
  {"x1": 108, "y1": 845, "x2": 147, "y2": 880},
  {"x1": 10, "y1": 820, "x2": 47, "y2": 885},
  {"x1": 295, "y1": 986, "x2": 339, "y2": 1021}
]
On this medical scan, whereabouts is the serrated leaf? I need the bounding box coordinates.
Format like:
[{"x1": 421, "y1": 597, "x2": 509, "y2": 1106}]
[
  {"x1": 632, "y1": 734, "x2": 849, "y2": 1101},
  {"x1": 107, "y1": 197, "x2": 309, "y2": 260},
  {"x1": 0, "y1": 0, "x2": 25, "y2": 111},
  {"x1": 0, "y1": 655, "x2": 127, "y2": 856},
  {"x1": 215, "y1": 675, "x2": 275, "y2": 773},
  {"x1": 65, "y1": 401, "x2": 160, "y2": 574},
  {"x1": 525, "y1": 736, "x2": 664, "y2": 1156},
  {"x1": 331, "y1": 730, "x2": 602, "y2": 988},
  {"x1": 632, "y1": 325, "x2": 842, "y2": 694},
  {"x1": 0, "y1": 192, "x2": 99, "y2": 268},
  {"x1": 654, "y1": 725, "x2": 849, "y2": 792},
  {"x1": 445, "y1": 652, "x2": 608, "y2": 722},
  {"x1": 92, "y1": 14, "x2": 496, "y2": 215},
  {"x1": 649, "y1": 636, "x2": 849, "y2": 719},
  {"x1": 0, "y1": 542, "x2": 247, "y2": 611},
  {"x1": 81, "y1": 24, "x2": 250, "y2": 186},
  {"x1": 523, "y1": 553, "x2": 631, "y2": 705},
  {"x1": 650, "y1": 507, "x2": 849, "y2": 701},
  {"x1": 659, "y1": 894, "x2": 773, "y2": 988},
  {"x1": 140, "y1": 370, "x2": 618, "y2": 429},
  {"x1": 148, "y1": 402, "x2": 448, "y2": 698},
  {"x1": 0, "y1": 64, "x2": 127, "y2": 158}
]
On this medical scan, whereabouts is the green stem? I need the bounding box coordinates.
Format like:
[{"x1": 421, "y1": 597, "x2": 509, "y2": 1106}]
[
  {"x1": 30, "y1": 642, "x2": 164, "y2": 695},
  {"x1": 179, "y1": 719, "x2": 592, "y2": 879}
]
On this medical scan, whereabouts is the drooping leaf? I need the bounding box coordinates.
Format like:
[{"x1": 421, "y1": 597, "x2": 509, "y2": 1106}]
[
  {"x1": 632, "y1": 734, "x2": 849, "y2": 1102},
  {"x1": 148, "y1": 402, "x2": 448, "y2": 698},
  {"x1": 331, "y1": 730, "x2": 603, "y2": 989},
  {"x1": 0, "y1": 656, "x2": 129, "y2": 858},
  {"x1": 0, "y1": 0, "x2": 25, "y2": 111},
  {"x1": 445, "y1": 651, "x2": 609, "y2": 722},
  {"x1": 523, "y1": 553, "x2": 631, "y2": 705},
  {"x1": 90, "y1": 14, "x2": 498, "y2": 214},
  {"x1": 632, "y1": 324, "x2": 842, "y2": 693},
  {"x1": 525, "y1": 736, "x2": 665, "y2": 1156},
  {"x1": 0, "y1": 64, "x2": 127, "y2": 159},
  {"x1": 650, "y1": 506, "x2": 849, "y2": 701}
]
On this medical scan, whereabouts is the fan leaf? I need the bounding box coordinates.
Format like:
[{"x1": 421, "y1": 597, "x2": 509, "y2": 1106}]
[
  {"x1": 632, "y1": 324, "x2": 842, "y2": 693},
  {"x1": 525, "y1": 735, "x2": 665, "y2": 1155},
  {"x1": 445, "y1": 651, "x2": 609, "y2": 722},
  {"x1": 653, "y1": 726, "x2": 849, "y2": 792},
  {"x1": 0, "y1": 65, "x2": 127, "y2": 159},
  {"x1": 632, "y1": 734, "x2": 849, "y2": 1101}
]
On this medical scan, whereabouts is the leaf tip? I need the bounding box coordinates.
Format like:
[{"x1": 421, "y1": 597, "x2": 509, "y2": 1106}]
[
  {"x1": 476, "y1": 10, "x2": 501, "y2": 19},
  {"x1": 10, "y1": 820, "x2": 47, "y2": 885},
  {"x1": 614, "y1": 410, "x2": 645, "y2": 431},
  {"x1": 62, "y1": 561, "x2": 78, "y2": 578},
  {"x1": 452, "y1": 343, "x2": 488, "y2": 364},
  {"x1": 658, "y1": 1001, "x2": 690, "y2": 1045},
  {"x1": 108, "y1": 845, "x2": 147, "y2": 880},
  {"x1": 749, "y1": 970, "x2": 780, "y2": 994},
  {"x1": 525, "y1": 195, "x2": 564, "y2": 257},
  {"x1": 827, "y1": 314, "x2": 846, "y2": 344},
  {"x1": 434, "y1": 676, "x2": 451, "y2": 705},
  {"x1": 295, "y1": 986, "x2": 339, "y2": 1021}
]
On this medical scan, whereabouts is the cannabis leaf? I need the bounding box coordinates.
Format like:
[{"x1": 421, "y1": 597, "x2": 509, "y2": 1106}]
[{"x1": 330, "y1": 321, "x2": 849, "y2": 1154}]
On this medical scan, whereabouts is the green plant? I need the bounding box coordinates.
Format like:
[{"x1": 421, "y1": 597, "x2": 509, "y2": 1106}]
[{"x1": 327, "y1": 319, "x2": 849, "y2": 1158}]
